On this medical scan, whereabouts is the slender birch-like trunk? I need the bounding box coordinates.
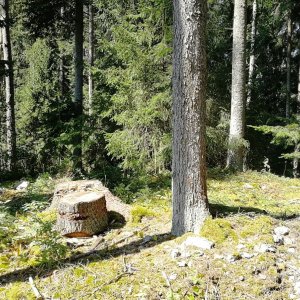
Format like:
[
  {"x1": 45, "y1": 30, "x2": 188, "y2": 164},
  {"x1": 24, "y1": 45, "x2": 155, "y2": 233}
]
[
  {"x1": 172, "y1": 0, "x2": 210, "y2": 236},
  {"x1": 247, "y1": 0, "x2": 257, "y2": 107},
  {"x1": 1, "y1": 0, "x2": 16, "y2": 172},
  {"x1": 227, "y1": 0, "x2": 247, "y2": 171}
]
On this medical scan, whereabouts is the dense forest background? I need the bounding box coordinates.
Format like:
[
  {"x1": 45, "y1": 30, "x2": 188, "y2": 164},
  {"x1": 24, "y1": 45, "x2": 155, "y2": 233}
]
[{"x1": 1, "y1": 0, "x2": 300, "y2": 185}]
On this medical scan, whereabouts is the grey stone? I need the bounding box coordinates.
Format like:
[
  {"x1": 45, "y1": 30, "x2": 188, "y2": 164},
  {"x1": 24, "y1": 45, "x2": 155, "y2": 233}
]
[
  {"x1": 16, "y1": 181, "x2": 29, "y2": 190},
  {"x1": 254, "y1": 244, "x2": 276, "y2": 253},
  {"x1": 170, "y1": 249, "x2": 181, "y2": 259},
  {"x1": 182, "y1": 237, "x2": 214, "y2": 250},
  {"x1": 241, "y1": 252, "x2": 254, "y2": 259},
  {"x1": 273, "y1": 234, "x2": 284, "y2": 245},
  {"x1": 274, "y1": 226, "x2": 290, "y2": 236}
]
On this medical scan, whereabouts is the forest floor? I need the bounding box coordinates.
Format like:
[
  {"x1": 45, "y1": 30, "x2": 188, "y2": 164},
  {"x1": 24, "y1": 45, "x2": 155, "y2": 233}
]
[{"x1": 0, "y1": 171, "x2": 300, "y2": 300}]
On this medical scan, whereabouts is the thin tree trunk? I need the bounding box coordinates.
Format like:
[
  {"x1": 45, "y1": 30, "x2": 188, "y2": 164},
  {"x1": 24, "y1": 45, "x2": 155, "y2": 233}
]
[
  {"x1": 297, "y1": 39, "x2": 300, "y2": 114},
  {"x1": 293, "y1": 144, "x2": 300, "y2": 178},
  {"x1": 1, "y1": 0, "x2": 16, "y2": 172},
  {"x1": 73, "y1": 0, "x2": 84, "y2": 172},
  {"x1": 286, "y1": 12, "x2": 292, "y2": 119},
  {"x1": 246, "y1": 0, "x2": 257, "y2": 108},
  {"x1": 227, "y1": 0, "x2": 247, "y2": 171},
  {"x1": 59, "y1": 6, "x2": 66, "y2": 97},
  {"x1": 172, "y1": 0, "x2": 210, "y2": 236},
  {"x1": 88, "y1": 3, "x2": 94, "y2": 116}
]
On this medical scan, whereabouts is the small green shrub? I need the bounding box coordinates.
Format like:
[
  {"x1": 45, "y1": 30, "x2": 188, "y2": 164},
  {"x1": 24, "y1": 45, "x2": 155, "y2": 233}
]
[{"x1": 131, "y1": 205, "x2": 155, "y2": 223}]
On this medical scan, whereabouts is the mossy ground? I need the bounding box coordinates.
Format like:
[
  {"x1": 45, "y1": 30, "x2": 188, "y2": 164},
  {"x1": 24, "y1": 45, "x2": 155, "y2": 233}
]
[{"x1": 0, "y1": 171, "x2": 299, "y2": 299}]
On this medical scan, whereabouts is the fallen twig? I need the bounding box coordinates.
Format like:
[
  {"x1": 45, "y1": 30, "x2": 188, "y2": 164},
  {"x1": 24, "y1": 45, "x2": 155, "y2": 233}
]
[{"x1": 29, "y1": 276, "x2": 44, "y2": 300}]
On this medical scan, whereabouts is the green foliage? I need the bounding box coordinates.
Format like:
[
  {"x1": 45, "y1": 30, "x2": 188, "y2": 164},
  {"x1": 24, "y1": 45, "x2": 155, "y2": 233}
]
[
  {"x1": 131, "y1": 205, "x2": 156, "y2": 223},
  {"x1": 252, "y1": 119, "x2": 300, "y2": 161}
]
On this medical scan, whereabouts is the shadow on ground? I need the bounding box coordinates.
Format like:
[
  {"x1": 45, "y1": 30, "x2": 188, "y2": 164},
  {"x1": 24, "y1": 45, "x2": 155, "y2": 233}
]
[{"x1": 0, "y1": 232, "x2": 173, "y2": 285}]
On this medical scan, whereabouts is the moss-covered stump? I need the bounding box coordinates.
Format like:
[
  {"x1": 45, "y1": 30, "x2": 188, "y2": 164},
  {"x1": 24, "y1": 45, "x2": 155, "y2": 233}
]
[{"x1": 57, "y1": 191, "x2": 108, "y2": 237}]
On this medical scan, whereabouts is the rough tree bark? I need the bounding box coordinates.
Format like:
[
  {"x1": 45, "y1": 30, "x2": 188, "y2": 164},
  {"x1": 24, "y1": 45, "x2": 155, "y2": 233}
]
[
  {"x1": 286, "y1": 12, "x2": 292, "y2": 119},
  {"x1": 297, "y1": 39, "x2": 300, "y2": 114},
  {"x1": 88, "y1": 2, "x2": 94, "y2": 116},
  {"x1": 172, "y1": 0, "x2": 210, "y2": 236},
  {"x1": 59, "y1": 6, "x2": 66, "y2": 97},
  {"x1": 246, "y1": 0, "x2": 257, "y2": 107},
  {"x1": 227, "y1": 0, "x2": 247, "y2": 171},
  {"x1": 0, "y1": 0, "x2": 16, "y2": 172},
  {"x1": 73, "y1": 0, "x2": 84, "y2": 172}
]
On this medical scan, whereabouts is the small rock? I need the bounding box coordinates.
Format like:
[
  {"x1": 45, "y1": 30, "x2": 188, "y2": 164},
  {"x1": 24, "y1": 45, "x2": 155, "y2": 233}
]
[
  {"x1": 244, "y1": 183, "x2": 254, "y2": 189},
  {"x1": 178, "y1": 261, "x2": 187, "y2": 267},
  {"x1": 258, "y1": 274, "x2": 267, "y2": 280},
  {"x1": 239, "y1": 276, "x2": 245, "y2": 281},
  {"x1": 260, "y1": 184, "x2": 268, "y2": 190},
  {"x1": 273, "y1": 234, "x2": 284, "y2": 245},
  {"x1": 187, "y1": 261, "x2": 193, "y2": 268},
  {"x1": 254, "y1": 244, "x2": 276, "y2": 253},
  {"x1": 169, "y1": 273, "x2": 177, "y2": 281},
  {"x1": 226, "y1": 254, "x2": 241, "y2": 263},
  {"x1": 289, "y1": 276, "x2": 295, "y2": 282},
  {"x1": 241, "y1": 252, "x2": 254, "y2": 259},
  {"x1": 214, "y1": 254, "x2": 224, "y2": 260},
  {"x1": 284, "y1": 237, "x2": 295, "y2": 246},
  {"x1": 182, "y1": 237, "x2": 214, "y2": 250},
  {"x1": 170, "y1": 249, "x2": 181, "y2": 259},
  {"x1": 142, "y1": 235, "x2": 152, "y2": 244},
  {"x1": 287, "y1": 248, "x2": 296, "y2": 254},
  {"x1": 294, "y1": 282, "x2": 300, "y2": 295},
  {"x1": 16, "y1": 181, "x2": 29, "y2": 190},
  {"x1": 274, "y1": 226, "x2": 290, "y2": 236},
  {"x1": 237, "y1": 244, "x2": 246, "y2": 250}
]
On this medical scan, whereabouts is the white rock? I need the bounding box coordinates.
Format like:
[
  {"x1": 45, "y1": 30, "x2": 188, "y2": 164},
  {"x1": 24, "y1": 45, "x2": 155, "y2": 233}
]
[
  {"x1": 273, "y1": 234, "x2": 284, "y2": 244},
  {"x1": 187, "y1": 261, "x2": 193, "y2": 268},
  {"x1": 288, "y1": 248, "x2": 296, "y2": 254},
  {"x1": 274, "y1": 226, "x2": 290, "y2": 236},
  {"x1": 244, "y1": 183, "x2": 254, "y2": 189},
  {"x1": 294, "y1": 282, "x2": 300, "y2": 295},
  {"x1": 169, "y1": 273, "x2": 177, "y2": 281},
  {"x1": 170, "y1": 249, "x2": 181, "y2": 259},
  {"x1": 226, "y1": 254, "x2": 240, "y2": 263},
  {"x1": 16, "y1": 181, "x2": 29, "y2": 190},
  {"x1": 258, "y1": 274, "x2": 267, "y2": 280},
  {"x1": 237, "y1": 244, "x2": 246, "y2": 250},
  {"x1": 178, "y1": 261, "x2": 187, "y2": 267},
  {"x1": 241, "y1": 252, "x2": 254, "y2": 259},
  {"x1": 182, "y1": 237, "x2": 214, "y2": 250},
  {"x1": 214, "y1": 254, "x2": 224, "y2": 260},
  {"x1": 284, "y1": 237, "x2": 295, "y2": 246},
  {"x1": 254, "y1": 244, "x2": 276, "y2": 253}
]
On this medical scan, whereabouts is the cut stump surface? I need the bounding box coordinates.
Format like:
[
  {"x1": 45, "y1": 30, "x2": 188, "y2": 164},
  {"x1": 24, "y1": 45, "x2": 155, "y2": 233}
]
[{"x1": 57, "y1": 191, "x2": 108, "y2": 237}]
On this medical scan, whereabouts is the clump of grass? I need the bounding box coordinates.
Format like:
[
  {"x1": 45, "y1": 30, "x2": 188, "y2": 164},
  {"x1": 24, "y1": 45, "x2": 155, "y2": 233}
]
[
  {"x1": 200, "y1": 217, "x2": 238, "y2": 245},
  {"x1": 237, "y1": 215, "x2": 274, "y2": 239},
  {"x1": 131, "y1": 205, "x2": 155, "y2": 223}
]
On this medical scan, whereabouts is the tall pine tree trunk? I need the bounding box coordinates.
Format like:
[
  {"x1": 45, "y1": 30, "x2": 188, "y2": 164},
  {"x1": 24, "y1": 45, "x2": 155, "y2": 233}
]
[
  {"x1": 247, "y1": 0, "x2": 257, "y2": 107},
  {"x1": 227, "y1": 0, "x2": 247, "y2": 171},
  {"x1": 172, "y1": 0, "x2": 210, "y2": 236},
  {"x1": 88, "y1": 3, "x2": 94, "y2": 116},
  {"x1": 59, "y1": 6, "x2": 66, "y2": 98},
  {"x1": 73, "y1": 0, "x2": 84, "y2": 172},
  {"x1": 1, "y1": 0, "x2": 16, "y2": 172},
  {"x1": 297, "y1": 39, "x2": 300, "y2": 114},
  {"x1": 286, "y1": 12, "x2": 292, "y2": 119}
]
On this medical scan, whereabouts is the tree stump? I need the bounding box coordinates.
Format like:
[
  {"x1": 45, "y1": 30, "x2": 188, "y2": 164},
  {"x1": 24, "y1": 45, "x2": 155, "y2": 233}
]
[
  {"x1": 56, "y1": 191, "x2": 108, "y2": 237},
  {"x1": 50, "y1": 180, "x2": 131, "y2": 222}
]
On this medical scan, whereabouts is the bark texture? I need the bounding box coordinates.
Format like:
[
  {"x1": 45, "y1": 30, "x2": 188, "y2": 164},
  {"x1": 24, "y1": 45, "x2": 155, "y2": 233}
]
[
  {"x1": 57, "y1": 191, "x2": 108, "y2": 237},
  {"x1": 246, "y1": 0, "x2": 257, "y2": 107},
  {"x1": 73, "y1": 0, "x2": 84, "y2": 171},
  {"x1": 88, "y1": 3, "x2": 94, "y2": 116},
  {"x1": 172, "y1": 0, "x2": 210, "y2": 236},
  {"x1": 227, "y1": 0, "x2": 247, "y2": 171},
  {"x1": 1, "y1": 0, "x2": 16, "y2": 172},
  {"x1": 297, "y1": 39, "x2": 300, "y2": 114},
  {"x1": 286, "y1": 13, "x2": 292, "y2": 119}
]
